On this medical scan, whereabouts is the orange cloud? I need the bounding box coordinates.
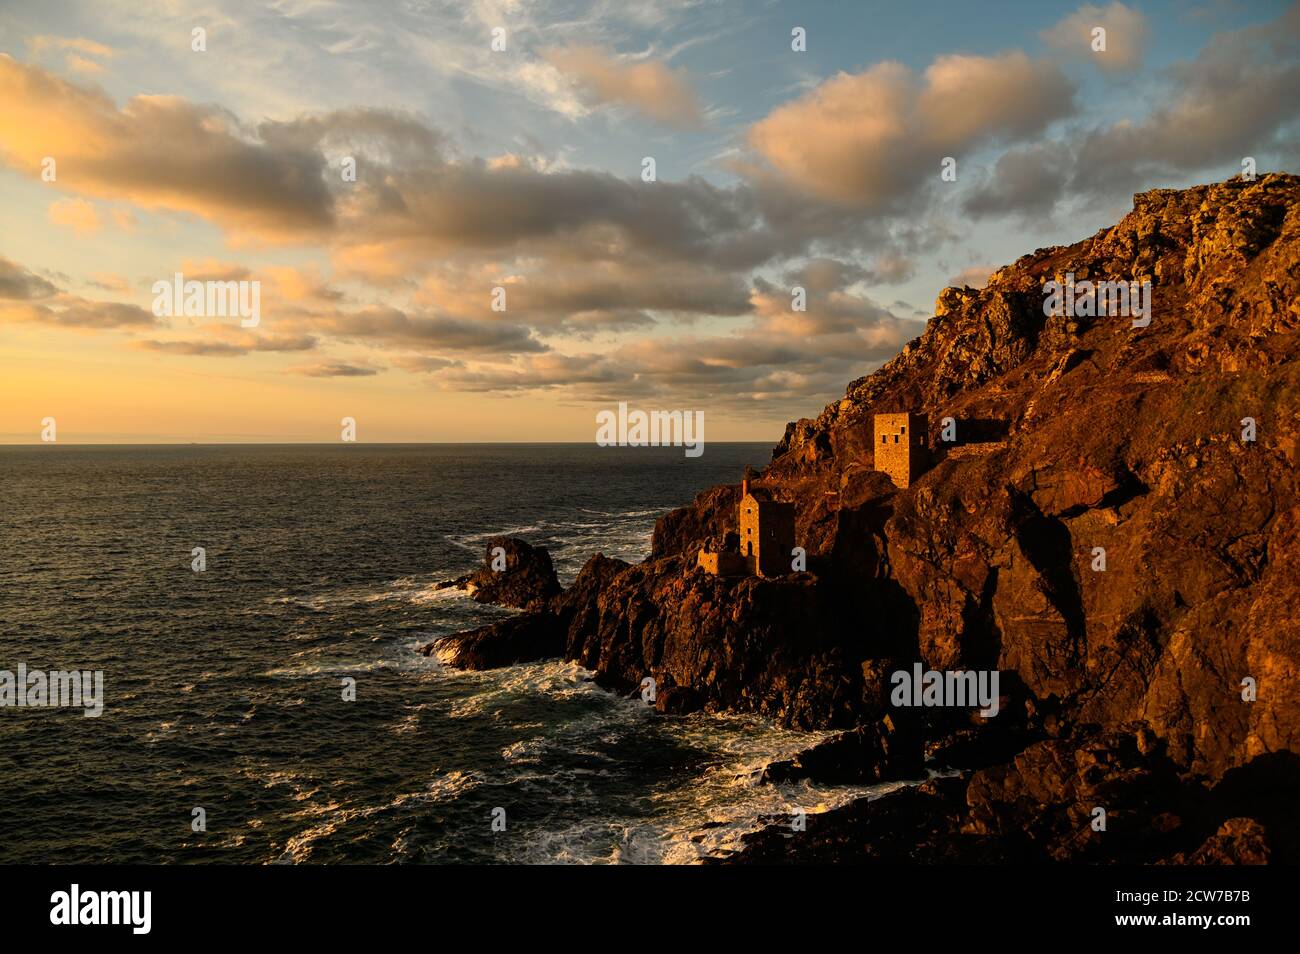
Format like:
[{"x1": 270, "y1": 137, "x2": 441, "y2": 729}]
[
  {"x1": 48, "y1": 197, "x2": 101, "y2": 235},
  {"x1": 262, "y1": 265, "x2": 343, "y2": 303},
  {"x1": 1041, "y1": 2, "x2": 1149, "y2": 72},
  {"x1": 28, "y1": 36, "x2": 113, "y2": 58},
  {"x1": 0, "y1": 257, "x2": 58, "y2": 299},
  {"x1": 65, "y1": 54, "x2": 106, "y2": 75},
  {"x1": 132, "y1": 332, "x2": 318, "y2": 356},
  {"x1": 545, "y1": 46, "x2": 704, "y2": 129},
  {"x1": 27, "y1": 36, "x2": 114, "y2": 75},
  {"x1": 948, "y1": 265, "x2": 997, "y2": 289},
  {"x1": 0, "y1": 295, "x2": 156, "y2": 329},
  {"x1": 0, "y1": 55, "x2": 334, "y2": 239},
  {"x1": 747, "y1": 52, "x2": 1074, "y2": 207},
  {"x1": 410, "y1": 257, "x2": 749, "y2": 333},
  {"x1": 288, "y1": 360, "x2": 380, "y2": 377}
]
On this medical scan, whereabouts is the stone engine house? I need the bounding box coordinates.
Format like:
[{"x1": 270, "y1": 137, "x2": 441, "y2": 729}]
[
  {"x1": 874, "y1": 412, "x2": 928, "y2": 488},
  {"x1": 696, "y1": 477, "x2": 796, "y2": 578},
  {"x1": 738, "y1": 479, "x2": 796, "y2": 577}
]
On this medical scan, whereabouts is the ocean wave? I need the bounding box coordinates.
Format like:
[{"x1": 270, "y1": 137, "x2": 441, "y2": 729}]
[
  {"x1": 261, "y1": 652, "x2": 432, "y2": 679},
  {"x1": 501, "y1": 767, "x2": 915, "y2": 865},
  {"x1": 275, "y1": 769, "x2": 487, "y2": 863},
  {"x1": 431, "y1": 674, "x2": 923, "y2": 865},
  {"x1": 454, "y1": 525, "x2": 544, "y2": 547},
  {"x1": 408, "y1": 585, "x2": 473, "y2": 605},
  {"x1": 441, "y1": 659, "x2": 618, "y2": 719}
]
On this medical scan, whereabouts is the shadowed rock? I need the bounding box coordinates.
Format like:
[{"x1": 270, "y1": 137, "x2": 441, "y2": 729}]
[
  {"x1": 420, "y1": 612, "x2": 562, "y2": 669},
  {"x1": 436, "y1": 536, "x2": 561, "y2": 611}
]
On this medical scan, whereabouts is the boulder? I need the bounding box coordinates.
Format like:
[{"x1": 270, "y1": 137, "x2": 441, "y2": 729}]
[{"x1": 419, "y1": 612, "x2": 562, "y2": 669}]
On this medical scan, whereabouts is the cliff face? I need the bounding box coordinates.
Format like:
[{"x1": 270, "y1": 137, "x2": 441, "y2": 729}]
[
  {"x1": 648, "y1": 173, "x2": 1300, "y2": 783},
  {"x1": 555, "y1": 554, "x2": 910, "y2": 730},
  {"x1": 428, "y1": 175, "x2": 1300, "y2": 840}
]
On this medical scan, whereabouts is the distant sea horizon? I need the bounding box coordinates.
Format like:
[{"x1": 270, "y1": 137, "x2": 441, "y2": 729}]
[{"x1": 0, "y1": 440, "x2": 783, "y2": 447}]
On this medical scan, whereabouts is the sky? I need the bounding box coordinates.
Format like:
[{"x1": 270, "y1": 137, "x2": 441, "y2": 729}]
[{"x1": 0, "y1": 0, "x2": 1297, "y2": 443}]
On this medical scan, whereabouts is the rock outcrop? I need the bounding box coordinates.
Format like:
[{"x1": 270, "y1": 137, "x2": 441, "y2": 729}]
[
  {"x1": 433, "y1": 536, "x2": 561, "y2": 611},
  {"x1": 422, "y1": 612, "x2": 563, "y2": 669},
  {"x1": 425, "y1": 174, "x2": 1300, "y2": 862},
  {"x1": 721, "y1": 724, "x2": 1297, "y2": 865}
]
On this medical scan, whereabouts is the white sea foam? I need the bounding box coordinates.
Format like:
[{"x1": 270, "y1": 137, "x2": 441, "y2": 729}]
[
  {"x1": 446, "y1": 662, "x2": 925, "y2": 865},
  {"x1": 409, "y1": 585, "x2": 473, "y2": 605},
  {"x1": 261, "y1": 652, "x2": 431, "y2": 679},
  {"x1": 275, "y1": 769, "x2": 488, "y2": 863},
  {"x1": 265, "y1": 506, "x2": 896, "y2": 865}
]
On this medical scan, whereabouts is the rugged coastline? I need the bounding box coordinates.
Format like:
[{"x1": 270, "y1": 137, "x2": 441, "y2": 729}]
[{"x1": 423, "y1": 174, "x2": 1300, "y2": 864}]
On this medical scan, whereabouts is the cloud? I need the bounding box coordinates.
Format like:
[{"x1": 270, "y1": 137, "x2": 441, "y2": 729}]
[
  {"x1": 262, "y1": 265, "x2": 344, "y2": 303},
  {"x1": 87, "y1": 272, "x2": 131, "y2": 292},
  {"x1": 411, "y1": 257, "x2": 751, "y2": 334},
  {"x1": 431, "y1": 352, "x2": 619, "y2": 391},
  {"x1": 0, "y1": 55, "x2": 335, "y2": 239},
  {"x1": 963, "y1": 142, "x2": 1071, "y2": 219},
  {"x1": 0, "y1": 257, "x2": 58, "y2": 299},
  {"x1": 544, "y1": 46, "x2": 704, "y2": 129},
  {"x1": 66, "y1": 54, "x2": 107, "y2": 75},
  {"x1": 746, "y1": 52, "x2": 1075, "y2": 207},
  {"x1": 750, "y1": 274, "x2": 923, "y2": 358},
  {"x1": 391, "y1": 354, "x2": 459, "y2": 374},
  {"x1": 1073, "y1": 4, "x2": 1300, "y2": 191},
  {"x1": 22, "y1": 7, "x2": 1295, "y2": 416},
  {"x1": 27, "y1": 36, "x2": 113, "y2": 58},
  {"x1": 48, "y1": 197, "x2": 101, "y2": 235},
  {"x1": 958, "y1": 5, "x2": 1300, "y2": 219},
  {"x1": 289, "y1": 360, "x2": 380, "y2": 377},
  {"x1": 162, "y1": 260, "x2": 344, "y2": 307},
  {"x1": 0, "y1": 296, "x2": 157, "y2": 328},
  {"x1": 425, "y1": 262, "x2": 926, "y2": 413},
  {"x1": 865, "y1": 254, "x2": 916, "y2": 285},
  {"x1": 331, "y1": 160, "x2": 775, "y2": 272},
  {"x1": 133, "y1": 339, "x2": 249, "y2": 357},
  {"x1": 296, "y1": 306, "x2": 548, "y2": 354},
  {"x1": 0, "y1": 57, "x2": 856, "y2": 287},
  {"x1": 947, "y1": 265, "x2": 997, "y2": 289},
  {"x1": 430, "y1": 329, "x2": 901, "y2": 413},
  {"x1": 175, "y1": 259, "x2": 253, "y2": 282},
  {"x1": 0, "y1": 257, "x2": 156, "y2": 328},
  {"x1": 0, "y1": 55, "x2": 893, "y2": 345},
  {"x1": 27, "y1": 35, "x2": 114, "y2": 75},
  {"x1": 132, "y1": 333, "x2": 318, "y2": 356},
  {"x1": 1041, "y1": 3, "x2": 1150, "y2": 72}
]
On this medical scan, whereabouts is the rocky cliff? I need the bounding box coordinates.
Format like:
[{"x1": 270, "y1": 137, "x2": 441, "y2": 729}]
[{"x1": 425, "y1": 174, "x2": 1300, "y2": 863}]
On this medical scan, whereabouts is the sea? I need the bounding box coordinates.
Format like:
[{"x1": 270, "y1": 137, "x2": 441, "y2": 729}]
[{"x1": 0, "y1": 444, "x2": 906, "y2": 864}]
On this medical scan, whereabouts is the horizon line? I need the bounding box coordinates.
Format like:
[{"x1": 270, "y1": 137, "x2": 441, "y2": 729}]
[{"x1": 0, "y1": 440, "x2": 775, "y2": 447}]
